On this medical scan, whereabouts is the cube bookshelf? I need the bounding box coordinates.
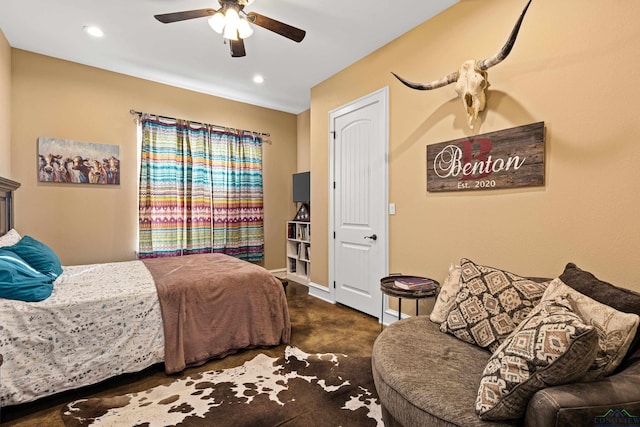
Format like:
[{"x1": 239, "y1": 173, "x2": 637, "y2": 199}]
[{"x1": 286, "y1": 221, "x2": 310, "y2": 284}]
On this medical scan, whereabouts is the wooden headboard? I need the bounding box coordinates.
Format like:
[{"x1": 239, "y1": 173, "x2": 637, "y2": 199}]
[{"x1": 0, "y1": 177, "x2": 21, "y2": 236}]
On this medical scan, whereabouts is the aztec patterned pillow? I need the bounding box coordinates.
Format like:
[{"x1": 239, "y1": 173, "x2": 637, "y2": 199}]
[
  {"x1": 430, "y1": 264, "x2": 461, "y2": 324},
  {"x1": 440, "y1": 258, "x2": 548, "y2": 352},
  {"x1": 541, "y1": 278, "x2": 639, "y2": 380},
  {"x1": 476, "y1": 296, "x2": 599, "y2": 420}
]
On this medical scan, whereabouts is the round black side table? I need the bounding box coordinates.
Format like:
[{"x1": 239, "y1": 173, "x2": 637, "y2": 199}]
[{"x1": 380, "y1": 275, "x2": 440, "y2": 326}]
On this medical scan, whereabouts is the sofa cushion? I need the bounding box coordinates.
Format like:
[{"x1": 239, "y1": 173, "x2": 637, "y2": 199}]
[
  {"x1": 560, "y1": 263, "x2": 640, "y2": 367},
  {"x1": 441, "y1": 259, "x2": 548, "y2": 352},
  {"x1": 541, "y1": 278, "x2": 639, "y2": 380},
  {"x1": 476, "y1": 296, "x2": 599, "y2": 420},
  {"x1": 430, "y1": 263, "x2": 461, "y2": 324}
]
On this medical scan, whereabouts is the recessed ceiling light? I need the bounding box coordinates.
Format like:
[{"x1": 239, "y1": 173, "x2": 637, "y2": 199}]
[
  {"x1": 253, "y1": 75, "x2": 264, "y2": 84},
  {"x1": 83, "y1": 25, "x2": 104, "y2": 38}
]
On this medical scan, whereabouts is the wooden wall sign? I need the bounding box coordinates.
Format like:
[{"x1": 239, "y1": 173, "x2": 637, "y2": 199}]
[{"x1": 426, "y1": 122, "x2": 545, "y2": 192}]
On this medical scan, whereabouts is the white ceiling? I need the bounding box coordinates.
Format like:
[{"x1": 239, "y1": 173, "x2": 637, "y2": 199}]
[{"x1": 0, "y1": 0, "x2": 458, "y2": 114}]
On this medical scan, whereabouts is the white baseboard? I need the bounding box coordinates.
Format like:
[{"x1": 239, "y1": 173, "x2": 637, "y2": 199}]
[
  {"x1": 380, "y1": 308, "x2": 410, "y2": 326},
  {"x1": 307, "y1": 281, "x2": 335, "y2": 304}
]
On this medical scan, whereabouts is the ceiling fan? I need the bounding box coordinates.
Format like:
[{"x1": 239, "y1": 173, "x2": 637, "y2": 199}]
[{"x1": 154, "y1": 0, "x2": 306, "y2": 58}]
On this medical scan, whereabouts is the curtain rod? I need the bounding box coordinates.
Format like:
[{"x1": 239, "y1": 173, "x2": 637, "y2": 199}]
[{"x1": 129, "y1": 109, "x2": 271, "y2": 139}]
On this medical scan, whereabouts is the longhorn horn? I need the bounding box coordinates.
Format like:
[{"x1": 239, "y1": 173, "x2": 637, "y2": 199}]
[
  {"x1": 390, "y1": 70, "x2": 459, "y2": 91},
  {"x1": 477, "y1": 0, "x2": 533, "y2": 71}
]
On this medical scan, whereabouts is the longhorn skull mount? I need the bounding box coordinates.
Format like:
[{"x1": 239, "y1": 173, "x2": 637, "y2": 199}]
[{"x1": 392, "y1": 0, "x2": 532, "y2": 129}]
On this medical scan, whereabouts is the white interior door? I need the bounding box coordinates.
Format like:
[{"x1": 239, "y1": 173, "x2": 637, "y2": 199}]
[{"x1": 330, "y1": 88, "x2": 388, "y2": 318}]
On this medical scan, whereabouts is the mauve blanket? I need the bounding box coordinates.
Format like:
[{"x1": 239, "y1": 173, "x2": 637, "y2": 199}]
[{"x1": 143, "y1": 253, "x2": 291, "y2": 374}]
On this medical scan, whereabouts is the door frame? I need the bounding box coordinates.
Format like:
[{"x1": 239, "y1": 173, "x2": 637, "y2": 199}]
[{"x1": 327, "y1": 87, "x2": 389, "y2": 320}]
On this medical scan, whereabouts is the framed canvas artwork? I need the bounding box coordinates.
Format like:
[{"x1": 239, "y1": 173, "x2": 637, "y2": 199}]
[{"x1": 37, "y1": 137, "x2": 120, "y2": 185}]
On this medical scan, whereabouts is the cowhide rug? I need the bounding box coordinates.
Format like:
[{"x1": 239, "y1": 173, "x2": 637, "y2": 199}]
[{"x1": 61, "y1": 346, "x2": 382, "y2": 426}]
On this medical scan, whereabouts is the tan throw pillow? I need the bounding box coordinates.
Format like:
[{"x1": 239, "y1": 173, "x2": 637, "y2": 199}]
[
  {"x1": 440, "y1": 259, "x2": 548, "y2": 352},
  {"x1": 541, "y1": 278, "x2": 640, "y2": 380},
  {"x1": 430, "y1": 264, "x2": 461, "y2": 324},
  {"x1": 476, "y1": 296, "x2": 599, "y2": 420}
]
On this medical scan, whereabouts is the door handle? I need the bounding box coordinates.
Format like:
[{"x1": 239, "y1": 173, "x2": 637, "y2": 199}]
[{"x1": 364, "y1": 234, "x2": 377, "y2": 241}]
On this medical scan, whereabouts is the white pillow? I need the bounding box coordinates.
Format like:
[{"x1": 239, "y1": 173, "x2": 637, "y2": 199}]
[
  {"x1": 540, "y1": 278, "x2": 639, "y2": 380},
  {"x1": 0, "y1": 229, "x2": 21, "y2": 247},
  {"x1": 430, "y1": 264, "x2": 461, "y2": 324}
]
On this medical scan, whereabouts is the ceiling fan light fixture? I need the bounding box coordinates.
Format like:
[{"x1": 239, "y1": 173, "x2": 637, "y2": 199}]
[
  {"x1": 237, "y1": 18, "x2": 253, "y2": 39},
  {"x1": 208, "y1": 6, "x2": 250, "y2": 41},
  {"x1": 224, "y1": 7, "x2": 240, "y2": 25},
  {"x1": 223, "y1": 23, "x2": 238, "y2": 41},
  {"x1": 208, "y1": 12, "x2": 225, "y2": 34}
]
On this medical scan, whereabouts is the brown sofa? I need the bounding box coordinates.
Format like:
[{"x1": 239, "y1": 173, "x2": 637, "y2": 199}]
[{"x1": 372, "y1": 263, "x2": 640, "y2": 427}]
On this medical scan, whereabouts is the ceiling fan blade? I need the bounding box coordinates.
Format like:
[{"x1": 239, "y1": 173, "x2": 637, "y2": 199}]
[
  {"x1": 230, "y1": 39, "x2": 247, "y2": 57},
  {"x1": 246, "y1": 12, "x2": 306, "y2": 43},
  {"x1": 154, "y1": 8, "x2": 217, "y2": 24}
]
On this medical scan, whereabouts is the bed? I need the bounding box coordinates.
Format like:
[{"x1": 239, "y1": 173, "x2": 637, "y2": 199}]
[{"x1": 0, "y1": 179, "x2": 291, "y2": 406}]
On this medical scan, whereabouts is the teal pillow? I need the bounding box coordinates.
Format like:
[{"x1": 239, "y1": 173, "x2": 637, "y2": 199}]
[
  {"x1": 0, "y1": 249, "x2": 54, "y2": 302},
  {"x1": 5, "y1": 236, "x2": 63, "y2": 279}
]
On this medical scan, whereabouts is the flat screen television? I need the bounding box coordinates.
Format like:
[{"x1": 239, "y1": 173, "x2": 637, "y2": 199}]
[{"x1": 292, "y1": 171, "x2": 310, "y2": 203}]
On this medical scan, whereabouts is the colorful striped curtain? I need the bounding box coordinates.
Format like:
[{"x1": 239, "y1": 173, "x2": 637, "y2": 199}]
[
  {"x1": 138, "y1": 114, "x2": 264, "y2": 261},
  {"x1": 211, "y1": 130, "x2": 264, "y2": 261}
]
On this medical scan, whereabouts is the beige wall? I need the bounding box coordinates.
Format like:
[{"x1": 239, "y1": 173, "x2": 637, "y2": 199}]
[
  {"x1": 310, "y1": 0, "x2": 640, "y2": 292},
  {"x1": 296, "y1": 110, "x2": 310, "y2": 172},
  {"x1": 288, "y1": 110, "x2": 310, "y2": 221},
  {"x1": 11, "y1": 50, "x2": 297, "y2": 268},
  {"x1": 0, "y1": 30, "x2": 10, "y2": 177}
]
